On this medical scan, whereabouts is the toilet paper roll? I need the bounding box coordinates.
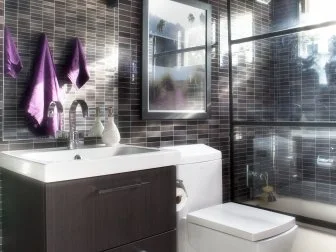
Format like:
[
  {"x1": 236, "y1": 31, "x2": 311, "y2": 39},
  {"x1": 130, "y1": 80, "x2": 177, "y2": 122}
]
[
  {"x1": 176, "y1": 187, "x2": 188, "y2": 217},
  {"x1": 176, "y1": 187, "x2": 188, "y2": 252}
]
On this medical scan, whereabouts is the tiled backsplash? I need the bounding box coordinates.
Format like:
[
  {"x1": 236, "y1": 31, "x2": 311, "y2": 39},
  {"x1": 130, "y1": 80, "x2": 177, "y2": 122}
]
[
  {"x1": 3, "y1": 0, "x2": 118, "y2": 141},
  {"x1": 0, "y1": 0, "x2": 230, "y2": 161}
]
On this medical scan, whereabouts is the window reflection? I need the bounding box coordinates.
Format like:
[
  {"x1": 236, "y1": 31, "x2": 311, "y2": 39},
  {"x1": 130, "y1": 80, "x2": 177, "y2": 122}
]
[
  {"x1": 149, "y1": 50, "x2": 206, "y2": 111},
  {"x1": 147, "y1": 0, "x2": 207, "y2": 112},
  {"x1": 299, "y1": 26, "x2": 336, "y2": 86},
  {"x1": 232, "y1": 25, "x2": 336, "y2": 122},
  {"x1": 230, "y1": 0, "x2": 336, "y2": 40},
  {"x1": 149, "y1": 0, "x2": 206, "y2": 49},
  {"x1": 231, "y1": 13, "x2": 253, "y2": 66},
  {"x1": 300, "y1": 0, "x2": 336, "y2": 25}
]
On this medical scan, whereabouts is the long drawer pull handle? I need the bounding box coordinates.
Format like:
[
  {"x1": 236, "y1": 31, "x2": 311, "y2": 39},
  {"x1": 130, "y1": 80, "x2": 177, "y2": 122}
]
[{"x1": 97, "y1": 182, "x2": 150, "y2": 195}]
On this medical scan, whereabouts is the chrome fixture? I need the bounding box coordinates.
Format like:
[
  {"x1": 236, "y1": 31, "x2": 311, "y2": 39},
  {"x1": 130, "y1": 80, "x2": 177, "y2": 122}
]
[
  {"x1": 246, "y1": 164, "x2": 270, "y2": 187},
  {"x1": 47, "y1": 101, "x2": 64, "y2": 117},
  {"x1": 47, "y1": 101, "x2": 65, "y2": 137},
  {"x1": 68, "y1": 99, "x2": 88, "y2": 150}
]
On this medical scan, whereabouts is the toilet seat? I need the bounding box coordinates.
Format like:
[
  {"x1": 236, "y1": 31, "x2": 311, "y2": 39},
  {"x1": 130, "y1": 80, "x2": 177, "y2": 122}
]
[{"x1": 187, "y1": 202, "x2": 296, "y2": 241}]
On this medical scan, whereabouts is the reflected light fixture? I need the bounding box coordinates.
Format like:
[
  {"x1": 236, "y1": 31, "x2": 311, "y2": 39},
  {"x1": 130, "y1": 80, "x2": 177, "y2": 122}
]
[
  {"x1": 256, "y1": 0, "x2": 271, "y2": 4},
  {"x1": 106, "y1": 0, "x2": 118, "y2": 8}
]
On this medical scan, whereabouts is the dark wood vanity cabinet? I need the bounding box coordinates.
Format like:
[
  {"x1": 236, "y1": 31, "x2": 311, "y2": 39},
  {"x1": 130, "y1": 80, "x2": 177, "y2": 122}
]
[
  {"x1": 2, "y1": 166, "x2": 176, "y2": 252},
  {"x1": 106, "y1": 230, "x2": 176, "y2": 252}
]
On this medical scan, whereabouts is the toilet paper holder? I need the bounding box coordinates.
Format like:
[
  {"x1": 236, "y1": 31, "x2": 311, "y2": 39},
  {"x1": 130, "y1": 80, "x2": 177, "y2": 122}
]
[
  {"x1": 177, "y1": 179, "x2": 188, "y2": 195},
  {"x1": 176, "y1": 179, "x2": 188, "y2": 204}
]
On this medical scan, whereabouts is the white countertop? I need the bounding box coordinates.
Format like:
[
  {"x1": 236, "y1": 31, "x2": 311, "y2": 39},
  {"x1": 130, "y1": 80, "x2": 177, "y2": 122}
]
[{"x1": 0, "y1": 144, "x2": 180, "y2": 183}]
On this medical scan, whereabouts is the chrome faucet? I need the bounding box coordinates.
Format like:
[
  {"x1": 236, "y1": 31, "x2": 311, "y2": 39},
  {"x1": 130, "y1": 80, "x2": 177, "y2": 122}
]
[
  {"x1": 68, "y1": 99, "x2": 88, "y2": 149},
  {"x1": 47, "y1": 101, "x2": 65, "y2": 136},
  {"x1": 47, "y1": 101, "x2": 64, "y2": 117}
]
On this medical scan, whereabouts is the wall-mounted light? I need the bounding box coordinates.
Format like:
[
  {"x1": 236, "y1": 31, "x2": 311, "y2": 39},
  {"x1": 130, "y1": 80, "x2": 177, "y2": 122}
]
[{"x1": 256, "y1": 0, "x2": 271, "y2": 5}]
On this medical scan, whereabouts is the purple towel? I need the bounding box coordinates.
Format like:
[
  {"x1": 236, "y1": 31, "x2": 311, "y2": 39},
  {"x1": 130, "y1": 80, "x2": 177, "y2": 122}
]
[
  {"x1": 25, "y1": 34, "x2": 61, "y2": 137},
  {"x1": 4, "y1": 26, "x2": 23, "y2": 78},
  {"x1": 65, "y1": 38, "x2": 90, "y2": 89}
]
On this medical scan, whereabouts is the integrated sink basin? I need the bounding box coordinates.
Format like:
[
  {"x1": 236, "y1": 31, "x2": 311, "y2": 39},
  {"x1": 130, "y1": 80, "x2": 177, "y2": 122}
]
[
  {"x1": 18, "y1": 145, "x2": 160, "y2": 163},
  {"x1": 0, "y1": 144, "x2": 180, "y2": 183}
]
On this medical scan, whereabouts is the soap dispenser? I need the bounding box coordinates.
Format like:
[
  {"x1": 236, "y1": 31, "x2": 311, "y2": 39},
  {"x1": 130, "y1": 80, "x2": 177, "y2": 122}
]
[
  {"x1": 89, "y1": 107, "x2": 104, "y2": 137},
  {"x1": 102, "y1": 107, "x2": 120, "y2": 146}
]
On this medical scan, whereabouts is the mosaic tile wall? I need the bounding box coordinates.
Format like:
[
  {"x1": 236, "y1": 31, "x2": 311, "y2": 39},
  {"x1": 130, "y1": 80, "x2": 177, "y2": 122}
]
[
  {"x1": 230, "y1": 0, "x2": 273, "y2": 199},
  {"x1": 234, "y1": 126, "x2": 336, "y2": 205},
  {"x1": 3, "y1": 0, "x2": 118, "y2": 141},
  {"x1": 270, "y1": 0, "x2": 336, "y2": 204},
  {"x1": 231, "y1": 0, "x2": 274, "y2": 121},
  {"x1": 0, "y1": 0, "x2": 231, "y2": 249},
  {"x1": 117, "y1": 0, "x2": 231, "y2": 202}
]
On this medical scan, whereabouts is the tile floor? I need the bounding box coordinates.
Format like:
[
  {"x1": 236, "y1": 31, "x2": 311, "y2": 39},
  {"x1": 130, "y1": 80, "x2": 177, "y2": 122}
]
[{"x1": 292, "y1": 226, "x2": 336, "y2": 252}]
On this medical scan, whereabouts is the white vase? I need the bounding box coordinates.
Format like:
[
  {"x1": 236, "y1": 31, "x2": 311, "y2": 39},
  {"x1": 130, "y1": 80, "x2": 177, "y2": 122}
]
[
  {"x1": 102, "y1": 108, "x2": 120, "y2": 146},
  {"x1": 89, "y1": 107, "x2": 104, "y2": 137}
]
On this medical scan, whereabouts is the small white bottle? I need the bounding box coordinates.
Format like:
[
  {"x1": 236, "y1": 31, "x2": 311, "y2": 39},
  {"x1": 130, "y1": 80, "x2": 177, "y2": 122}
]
[
  {"x1": 89, "y1": 107, "x2": 104, "y2": 137},
  {"x1": 102, "y1": 107, "x2": 120, "y2": 146}
]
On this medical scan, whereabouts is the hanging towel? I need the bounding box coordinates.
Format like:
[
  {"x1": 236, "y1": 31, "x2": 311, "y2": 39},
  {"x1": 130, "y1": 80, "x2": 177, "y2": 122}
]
[
  {"x1": 4, "y1": 26, "x2": 23, "y2": 78},
  {"x1": 25, "y1": 34, "x2": 61, "y2": 137},
  {"x1": 65, "y1": 38, "x2": 90, "y2": 89}
]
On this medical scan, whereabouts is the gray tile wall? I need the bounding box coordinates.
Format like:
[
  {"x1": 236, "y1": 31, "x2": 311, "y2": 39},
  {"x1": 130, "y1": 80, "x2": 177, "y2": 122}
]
[
  {"x1": 3, "y1": 0, "x2": 118, "y2": 141},
  {"x1": 117, "y1": 0, "x2": 231, "y2": 202},
  {"x1": 231, "y1": 0, "x2": 336, "y2": 207},
  {"x1": 234, "y1": 126, "x2": 336, "y2": 205},
  {"x1": 0, "y1": 0, "x2": 231, "y2": 249},
  {"x1": 230, "y1": 0, "x2": 273, "y2": 199}
]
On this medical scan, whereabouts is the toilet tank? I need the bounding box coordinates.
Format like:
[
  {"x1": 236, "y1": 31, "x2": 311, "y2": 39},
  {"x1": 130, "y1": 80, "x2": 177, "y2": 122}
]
[{"x1": 165, "y1": 144, "x2": 222, "y2": 212}]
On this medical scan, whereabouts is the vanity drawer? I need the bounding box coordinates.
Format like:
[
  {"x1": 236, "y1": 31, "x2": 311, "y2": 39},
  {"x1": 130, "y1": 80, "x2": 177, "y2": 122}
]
[
  {"x1": 45, "y1": 166, "x2": 176, "y2": 252},
  {"x1": 94, "y1": 166, "x2": 176, "y2": 251},
  {"x1": 106, "y1": 230, "x2": 176, "y2": 252}
]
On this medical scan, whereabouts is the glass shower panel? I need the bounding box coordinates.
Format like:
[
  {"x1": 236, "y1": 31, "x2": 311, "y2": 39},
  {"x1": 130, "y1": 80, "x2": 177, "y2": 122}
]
[
  {"x1": 233, "y1": 24, "x2": 336, "y2": 122},
  {"x1": 234, "y1": 126, "x2": 336, "y2": 224},
  {"x1": 231, "y1": 0, "x2": 336, "y2": 40}
]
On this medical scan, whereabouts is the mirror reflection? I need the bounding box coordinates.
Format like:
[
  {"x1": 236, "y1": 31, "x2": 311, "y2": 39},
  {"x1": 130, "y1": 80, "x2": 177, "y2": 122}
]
[
  {"x1": 143, "y1": 0, "x2": 211, "y2": 119},
  {"x1": 231, "y1": 0, "x2": 336, "y2": 40}
]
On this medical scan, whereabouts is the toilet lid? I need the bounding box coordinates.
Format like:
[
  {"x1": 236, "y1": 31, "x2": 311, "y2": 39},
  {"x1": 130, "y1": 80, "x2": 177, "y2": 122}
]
[{"x1": 187, "y1": 203, "x2": 296, "y2": 242}]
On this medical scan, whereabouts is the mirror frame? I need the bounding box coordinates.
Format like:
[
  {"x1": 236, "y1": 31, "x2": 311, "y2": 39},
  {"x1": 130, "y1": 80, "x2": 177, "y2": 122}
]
[{"x1": 142, "y1": 0, "x2": 212, "y2": 120}]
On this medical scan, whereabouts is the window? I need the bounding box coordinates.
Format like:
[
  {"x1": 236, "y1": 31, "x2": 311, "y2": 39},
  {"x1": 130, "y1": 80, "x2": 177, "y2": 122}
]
[{"x1": 300, "y1": 0, "x2": 336, "y2": 24}]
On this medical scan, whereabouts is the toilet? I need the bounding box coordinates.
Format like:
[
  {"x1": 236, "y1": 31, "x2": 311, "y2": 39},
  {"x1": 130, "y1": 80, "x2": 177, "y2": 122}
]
[{"x1": 165, "y1": 144, "x2": 298, "y2": 252}]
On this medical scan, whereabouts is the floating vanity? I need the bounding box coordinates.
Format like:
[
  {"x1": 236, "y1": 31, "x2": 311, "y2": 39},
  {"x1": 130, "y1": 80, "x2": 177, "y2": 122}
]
[{"x1": 0, "y1": 145, "x2": 180, "y2": 252}]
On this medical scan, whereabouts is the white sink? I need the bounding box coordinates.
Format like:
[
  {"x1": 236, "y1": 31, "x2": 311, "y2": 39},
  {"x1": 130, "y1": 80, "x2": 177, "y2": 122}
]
[
  {"x1": 18, "y1": 145, "x2": 160, "y2": 163},
  {"x1": 0, "y1": 144, "x2": 180, "y2": 183}
]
